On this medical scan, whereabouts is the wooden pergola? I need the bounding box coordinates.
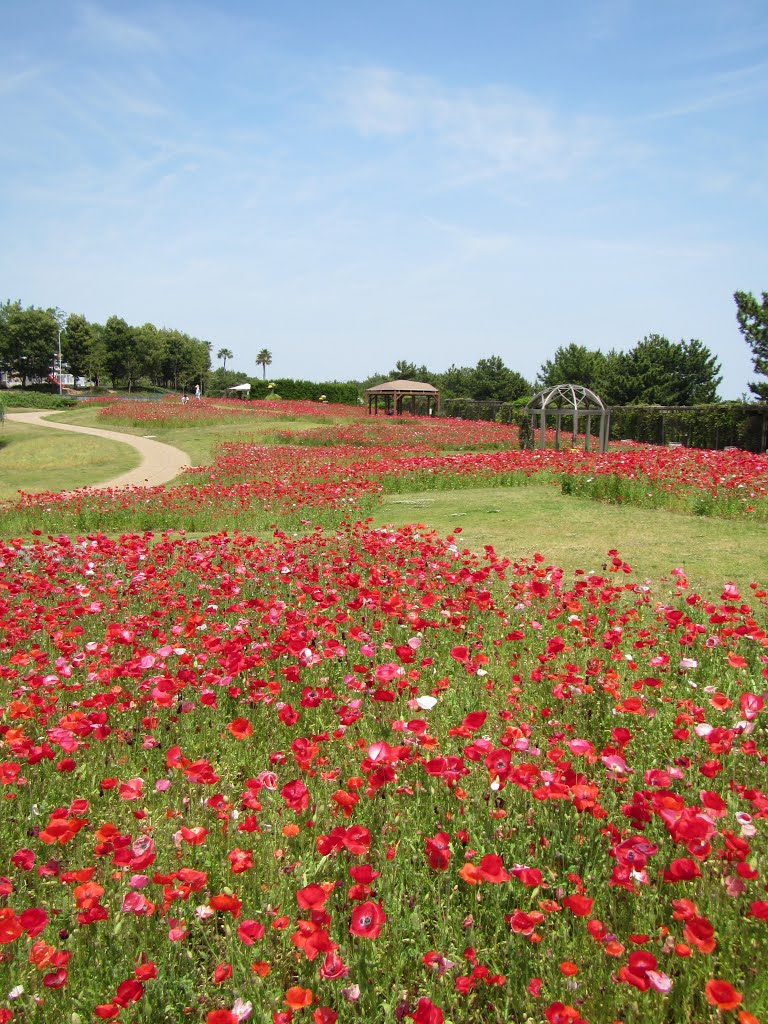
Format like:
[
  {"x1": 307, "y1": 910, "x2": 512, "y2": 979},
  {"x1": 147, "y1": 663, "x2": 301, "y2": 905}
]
[
  {"x1": 365, "y1": 379, "x2": 440, "y2": 417},
  {"x1": 526, "y1": 384, "x2": 610, "y2": 452}
]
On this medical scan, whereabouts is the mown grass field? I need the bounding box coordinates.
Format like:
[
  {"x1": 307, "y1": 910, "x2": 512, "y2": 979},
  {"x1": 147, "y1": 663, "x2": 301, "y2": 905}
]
[{"x1": 0, "y1": 413, "x2": 141, "y2": 501}]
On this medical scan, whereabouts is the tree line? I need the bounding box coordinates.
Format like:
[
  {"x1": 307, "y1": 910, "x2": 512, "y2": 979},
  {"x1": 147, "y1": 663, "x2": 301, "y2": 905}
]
[
  {"x1": 367, "y1": 335, "x2": 723, "y2": 407},
  {"x1": 3, "y1": 290, "x2": 766, "y2": 405},
  {"x1": 0, "y1": 303, "x2": 211, "y2": 392},
  {"x1": 364, "y1": 291, "x2": 768, "y2": 406}
]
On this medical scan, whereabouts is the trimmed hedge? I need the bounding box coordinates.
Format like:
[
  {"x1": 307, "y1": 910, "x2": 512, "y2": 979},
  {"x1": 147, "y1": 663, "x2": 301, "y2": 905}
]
[
  {"x1": 0, "y1": 391, "x2": 78, "y2": 409},
  {"x1": 248, "y1": 379, "x2": 359, "y2": 404},
  {"x1": 608, "y1": 403, "x2": 767, "y2": 452}
]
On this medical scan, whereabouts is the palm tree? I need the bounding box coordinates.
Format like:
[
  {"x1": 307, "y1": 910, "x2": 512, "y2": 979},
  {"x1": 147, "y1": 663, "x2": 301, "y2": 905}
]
[
  {"x1": 256, "y1": 348, "x2": 272, "y2": 380},
  {"x1": 217, "y1": 347, "x2": 233, "y2": 371}
]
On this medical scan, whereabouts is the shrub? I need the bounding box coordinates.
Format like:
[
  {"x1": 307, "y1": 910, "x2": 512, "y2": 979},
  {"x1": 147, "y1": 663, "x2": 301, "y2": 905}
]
[{"x1": 0, "y1": 390, "x2": 77, "y2": 409}]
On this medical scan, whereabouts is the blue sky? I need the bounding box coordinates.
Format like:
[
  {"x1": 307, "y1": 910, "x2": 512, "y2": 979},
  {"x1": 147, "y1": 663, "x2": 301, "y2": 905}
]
[{"x1": 2, "y1": 1, "x2": 766, "y2": 396}]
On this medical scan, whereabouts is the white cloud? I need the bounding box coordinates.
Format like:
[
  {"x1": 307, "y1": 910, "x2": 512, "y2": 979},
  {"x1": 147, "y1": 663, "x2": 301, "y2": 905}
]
[
  {"x1": 76, "y1": 3, "x2": 164, "y2": 52},
  {"x1": 0, "y1": 66, "x2": 44, "y2": 97},
  {"x1": 337, "y1": 68, "x2": 606, "y2": 184}
]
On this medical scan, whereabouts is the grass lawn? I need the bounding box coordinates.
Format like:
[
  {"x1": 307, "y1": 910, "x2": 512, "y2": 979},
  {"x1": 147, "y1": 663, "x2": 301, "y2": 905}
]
[
  {"x1": 0, "y1": 415, "x2": 141, "y2": 500},
  {"x1": 376, "y1": 485, "x2": 767, "y2": 598}
]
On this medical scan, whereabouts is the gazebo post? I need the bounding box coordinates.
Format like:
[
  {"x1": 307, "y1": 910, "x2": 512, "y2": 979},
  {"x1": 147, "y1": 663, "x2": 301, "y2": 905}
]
[
  {"x1": 585, "y1": 413, "x2": 591, "y2": 451},
  {"x1": 539, "y1": 407, "x2": 546, "y2": 449},
  {"x1": 598, "y1": 409, "x2": 610, "y2": 452},
  {"x1": 555, "y1": 409, "x2": 561, "y2": 450}
]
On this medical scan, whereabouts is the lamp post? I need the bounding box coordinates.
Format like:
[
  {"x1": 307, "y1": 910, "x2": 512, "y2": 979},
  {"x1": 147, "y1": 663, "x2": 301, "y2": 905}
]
[{"x1": 57, "y1": 327, "x2": 62, "y2": 396}]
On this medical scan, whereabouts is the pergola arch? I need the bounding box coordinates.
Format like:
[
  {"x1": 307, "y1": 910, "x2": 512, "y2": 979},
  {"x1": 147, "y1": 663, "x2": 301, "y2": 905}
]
[
  {"x1": 365, "y1": 379, "x2": 440, "y2": 417},
  {"x1": 525, "y1": 384, "x2": 610, "y2": 452}
]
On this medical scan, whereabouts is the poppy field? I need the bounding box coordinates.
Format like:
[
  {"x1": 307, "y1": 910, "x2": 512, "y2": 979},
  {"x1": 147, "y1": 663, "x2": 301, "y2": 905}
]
[{"x1": 0, "y1": 402, "x2": 766, "y2": 1023}]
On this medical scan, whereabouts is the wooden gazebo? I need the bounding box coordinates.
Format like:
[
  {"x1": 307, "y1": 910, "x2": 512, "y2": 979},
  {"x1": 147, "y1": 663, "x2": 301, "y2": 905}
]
[
  {"x1": 526, "y1": 384, "x2": 609, "y2": 452},
  {"x1": 366, "y1": 379, "x2": 440, "y2": 417}
]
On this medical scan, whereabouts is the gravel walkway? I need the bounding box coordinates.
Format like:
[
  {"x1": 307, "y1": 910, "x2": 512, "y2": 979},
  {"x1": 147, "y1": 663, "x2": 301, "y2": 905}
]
[{"x1": 5, "y1": 411, "x2": 189, "y2": 490}]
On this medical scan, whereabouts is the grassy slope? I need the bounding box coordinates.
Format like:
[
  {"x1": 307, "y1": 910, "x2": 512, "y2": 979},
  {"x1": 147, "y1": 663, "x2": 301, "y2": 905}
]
[
  {"x1": 375, "y1": 485, "x2": 766, "y2": 597},
  {"x1": 0, "y1": 416, "x2": 141, "y2": 500}
]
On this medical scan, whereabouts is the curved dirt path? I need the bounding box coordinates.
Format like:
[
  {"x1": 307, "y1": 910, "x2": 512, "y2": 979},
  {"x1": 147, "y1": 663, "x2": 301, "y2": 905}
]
[{"x1": 5, "y1": 411, "x2": 189, "y2": 490}]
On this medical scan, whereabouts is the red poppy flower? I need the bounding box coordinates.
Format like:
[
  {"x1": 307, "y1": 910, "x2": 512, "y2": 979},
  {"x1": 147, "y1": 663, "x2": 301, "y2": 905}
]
[
  {"x1": 19, "y1": 907, "x2": 48, "y2": 937},
  {"x1": 228, "y1": 847, "x2": 254, "y2": 874},
  {"x1": 425, "y1": 832, "x2": 451, "y2": 871},
  {"x1": 213, "y1": 963, "x2": 232, "y2": 984},
  {"x1": 284, "y1": 986, "x2": 313, "y2": 1010},
  {"x1": 209, "y1": 893, "x2": 242, "y2": 918},
  {"x1": 476, "y1": 854, "x2": 510, "y2": 883},
  {"x1": 562, "y1": 894, "x2": 593, "y2": 916},
  {"x1": 207, "y1": 1012, "x2": 237, "y2": 1024},
  {"x1": 281, "y1": 779, "x2": 310, "y2": 813},
  {"x1": 349, "y1": 901, "x2": 386, "y2": 939},
  {"x1": 118, "y1": 778, "x2": 144, "y2": 801},
  {"x1": 94, "y1": 1004, "x2": 120, "y2": 1020},
  {"x1": 663, "y1": 858, "x2": 701, "y2": 882},
  {"x1": 544, "y1": 1003, "x2": 585, "y2": 1024},
  {"x1": 296, "y1": 883, "x2": 330, "y2": 910},
  {"x1": 704, "y1": 979, "x2": 742, "y2": 1010},
  {"x1": 226, "y1": 717, "x2": 253, "y2": 740},
  {"x1": 684, "y1": 915, "x2": 716, "y2": 954},
  {"x1": 318, "y1": 951, "x2": 347, "y2": 980},
  {"x1": 114, "y1": 979, "x2": 144, "y2": 1006},
  {"x1": 409, "y1": 997, "x2": 444, "y2": 1024},
  {"x1": 134, "y1": 961, "x2": 157, "y2": 981},
  {"x1": 312, "y1": 1009, "x2": 338, "y2": 1024},
  {"x1": 43, "y1": 968, "x2": 68, "y2": 988}
]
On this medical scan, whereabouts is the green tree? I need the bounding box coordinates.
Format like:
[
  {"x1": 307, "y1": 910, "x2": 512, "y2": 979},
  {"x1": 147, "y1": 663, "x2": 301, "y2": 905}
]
[
  {"x1": 0, "y1": 300, "x2": 22, "y2": 378},
  {"x1": 435, "y1": 364, "x2": 475, "y2": 398},
  {"x1": 217, "y1": 347, "x2": 233, "y2": 371},
  {"x1": 256, "y1": 348, "x2": 272, "y2": 380},
  {"x1": 86, "y1": 323, "x2": 109, "y2": 389},
  {"x1": 103, "y1": 316, "x2": 140, "y2": 390},
  {"x1": 600, "y1": 335, "x2": 721, "y2": 406},
  {"x1": 136, "y1": 323, "x2": 165, "y2": 385},
  {"x1": 675, "y1": 339, "x2": 722, "y2": 404},
  {"x1": 62, "y1": 313, "x2": 93, "y2": 383},
  {"x1": 734, "y1": 290, "x2": 768, "y2": 401},
  {"x1": 159, "y1": 330, "x2": 211, "y2": 393},
  {"x1": 536, "y1": 343, "x2": 607, "y2": 392},
  {"x1": 471, "y1": 355, "x2": 531, "y2": 402},
  {"x1": 388, "y1": 359, "x2": 433, "y2": 382},
  {"x1": 209, "y1": 367, "x2": 249, "y2": 394},
  {"x1": 1, "y1": 304, "x2": 59, "y2": 386}
]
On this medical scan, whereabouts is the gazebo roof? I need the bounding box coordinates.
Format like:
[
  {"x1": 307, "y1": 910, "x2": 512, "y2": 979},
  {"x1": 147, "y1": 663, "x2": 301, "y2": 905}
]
[
  {"x1": 365, "y1": 379, "x2": 439, "y2": 394},
  {"x1": 526, "y1": 384, "x2": 605, "y2": 411}
]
